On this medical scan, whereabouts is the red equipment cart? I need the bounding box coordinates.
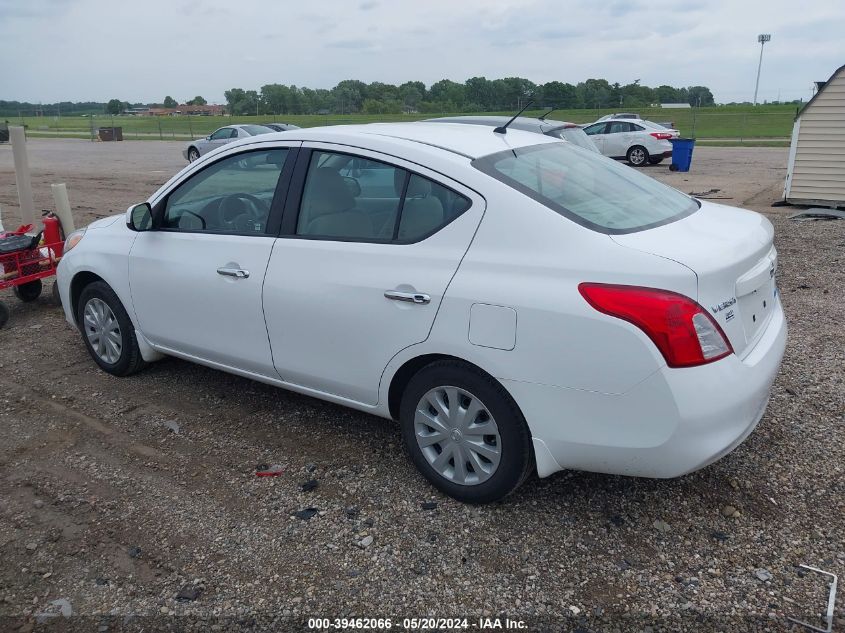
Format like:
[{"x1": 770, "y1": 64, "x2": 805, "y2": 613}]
[{"x1": 0, "y1": 218, "x2": 63, "y2": 329}]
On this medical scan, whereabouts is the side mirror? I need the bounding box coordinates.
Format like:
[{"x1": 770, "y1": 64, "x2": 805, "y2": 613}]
[
  {"x1": 126, "y1": 203, "x2": 153, "y2": 232},
  {"x1": 206, "y1": 135, "x2": 211, "y2": 141}
]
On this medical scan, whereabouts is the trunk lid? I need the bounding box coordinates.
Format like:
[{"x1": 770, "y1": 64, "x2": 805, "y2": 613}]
[{"x1": 610, "y1": 200, "x2": 777, "y2": 357}]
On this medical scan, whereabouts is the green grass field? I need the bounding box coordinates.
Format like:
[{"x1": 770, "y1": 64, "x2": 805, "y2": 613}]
[{"x1": 12, "y1": 104, "x2": 797, "y2": 143}]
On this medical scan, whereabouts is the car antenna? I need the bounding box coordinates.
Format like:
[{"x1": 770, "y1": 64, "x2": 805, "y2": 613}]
[
  {"x1": 538, "y1": 106, "x2": 557, "y2": 121},
  {"x1": 494, "y1": 101, "x2": 534, "y2": 134}
]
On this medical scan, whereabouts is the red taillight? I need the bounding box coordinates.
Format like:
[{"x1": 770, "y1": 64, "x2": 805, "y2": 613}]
[
  {"x1": 578, "y1": 283, "x2": 733, "y2": 368},
  {"x1": 650, "y1": 132, "x2": 673, "y2": 140}
]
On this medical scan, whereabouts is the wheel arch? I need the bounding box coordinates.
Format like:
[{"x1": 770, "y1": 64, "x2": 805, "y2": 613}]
[
  {"x1": 69, "y1": 270, "x2": 106, "y2": 326},
  {"x1": 387, "y1": 353, "x2": 521, "y2": 422}
]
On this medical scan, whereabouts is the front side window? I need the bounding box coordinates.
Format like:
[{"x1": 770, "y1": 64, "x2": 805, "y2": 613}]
[
  {"x1": 296, "y1": 151, "x2": 470, "y2": 242},
  {"x1": 473, "y1": 143, "x2": 698, "y2": 234},
  {"x1": 583, "y1": 123, "x2": 606, "y2": 136},
  {"x1": 162, "y1": 149, "x2": 288, "y2": 234}
]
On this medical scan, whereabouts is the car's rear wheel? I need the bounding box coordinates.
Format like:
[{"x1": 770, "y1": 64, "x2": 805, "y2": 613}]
[
  {"x1": 77, "y1": 281, "x2": 147, "y2": 377},
  {"x1": 627, "y1": 145, "x2": 649, "y2": 167},
  {"x1": 399, "y1": 361, "x2": 533, "y2": 503},
  {"x1": 648, "y1": 156, "x2": 664, "y2": 165},
  {"x1": 188, "y1": 147, "x2": 200, "y2": 162}
]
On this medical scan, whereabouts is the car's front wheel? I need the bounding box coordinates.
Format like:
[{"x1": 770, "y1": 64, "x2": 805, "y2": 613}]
[
  {"x1": 76, "y1": 281, "x2": 147, "y2": 376},
  {"x1": 627, "y1": 145, "x2": 649, "y2": 167},
  {"x1": 188, "y1": 147, "x2": 200, "y2": 162},
  {"x1": 399, "y1": 361, "x2": 533, "y2": 503}
]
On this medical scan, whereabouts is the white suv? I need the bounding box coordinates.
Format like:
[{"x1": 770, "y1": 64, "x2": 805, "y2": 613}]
[{"x1": 583, "y1": 118, "x2": 676, "y2": 166}]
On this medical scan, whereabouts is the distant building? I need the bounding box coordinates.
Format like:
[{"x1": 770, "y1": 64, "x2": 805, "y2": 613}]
[
  {"x1": 783, "y1": 63, "x2": 845, "y2": 208},
  {"x1": 660, "y1": 103, "x2": 691, "y2": 109},
  {"x1": 145, "y1": 104, "x2": 226, "y2": 116}
]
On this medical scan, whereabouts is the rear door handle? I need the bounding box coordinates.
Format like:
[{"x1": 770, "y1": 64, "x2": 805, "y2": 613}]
[
  {"x1": 384, "y1": 290, "x2": 430, "y2": 304},
  {"x1": 217, "y1": 267, "x2": 250, "y2": 279}
]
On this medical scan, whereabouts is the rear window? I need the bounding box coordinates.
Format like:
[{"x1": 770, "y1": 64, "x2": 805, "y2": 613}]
[
  {"x1": 554, "y1": 127, "x2": 598, "y2": 151},
  {"x1": 472, "y1": 143, "x2": 698, "y2": 234},
  {"x1": 242, "y1": 125, "x2": 273, "y2": 136}
]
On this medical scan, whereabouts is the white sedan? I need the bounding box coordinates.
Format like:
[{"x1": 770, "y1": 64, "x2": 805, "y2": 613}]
[
  {"x1": 583, "y1": 118, "x2": 677, "y2": 166},
  {"x1": 57, "y1": 123, "x2": 786, "y2": 503},
  {"x1": 182, "y1": 124, "x2": 274, "y2": 162}
]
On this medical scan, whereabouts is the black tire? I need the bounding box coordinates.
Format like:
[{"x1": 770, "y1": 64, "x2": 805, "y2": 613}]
[
  {"x1": 399, "y1": 360, "x2": 533, "y2": 504},
  {"x1": 51, "y1": 281, "x2": 61, "y2": 306},
  {"x1": 13, "y1": 279, "x2": 42, "y2": 302},
  {"x1": 626, "y1": 145, "x2": 649, "y2": 167},
  {"x1": 76, "y1": 281, "x2": 147, "y2": 377},
  {"x1": 188, "y1": 147, "x2": 200, "y2": 162},
  {"x1": 648, "y1": 156, "x2": 664, "y2": 165},
  {"x1": 0, "y1": 301, "x2": 9, "y2": 329},
  {"x1": 669, "y1": 163, "x2": 679, "y2": 172}
]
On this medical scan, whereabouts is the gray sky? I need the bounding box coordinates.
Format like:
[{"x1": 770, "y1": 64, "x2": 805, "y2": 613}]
[{"x1": 2, "y1": 0, "x2": 843, "y2": 104}]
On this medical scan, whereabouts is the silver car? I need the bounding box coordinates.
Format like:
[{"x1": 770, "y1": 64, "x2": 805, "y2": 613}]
[
  {"x1": 425, "y1": 115, "x2": 600, "y2": 152},
  {"x1": 182, "y1": 124, "x2": 275, "y2": 162}
]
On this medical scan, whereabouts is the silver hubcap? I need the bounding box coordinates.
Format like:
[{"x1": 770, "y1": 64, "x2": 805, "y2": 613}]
[
  {"x1": 83, "y1": 298, "x2": 122, "y2": 364},
  {"x1": 189, "y1": 149, "x2": 199, "y2": 161},
  {"x1": 414, "y1": 386, "x2": 501, "y2": 486},
  {"x1": 630, "y1": 148, "x2": 645, "y2": 164}
]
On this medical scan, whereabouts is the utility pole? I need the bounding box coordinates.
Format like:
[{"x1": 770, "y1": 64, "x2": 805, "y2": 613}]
[{"x1": 753, "y1": 34, "x2": 771, "y2": 105}]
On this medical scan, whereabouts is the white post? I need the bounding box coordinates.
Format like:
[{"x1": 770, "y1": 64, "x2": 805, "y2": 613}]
[
  {"x1": 10, "y1": 126, "x2": 37, "y2": 227},
  {"x1": 50, "y1": 183, "x2": 76, "y2": 234},
  {"x1": 0, "y1": 204, "x2": 5, "y2": 232}
]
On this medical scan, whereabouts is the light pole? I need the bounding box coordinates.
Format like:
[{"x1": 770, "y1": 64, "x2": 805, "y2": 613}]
[{"x1": 753, "y1": 33, "x2": 771, "y2": 105}]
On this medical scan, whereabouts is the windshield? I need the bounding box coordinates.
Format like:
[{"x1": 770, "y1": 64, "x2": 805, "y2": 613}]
[
  {"x1": 242, "y1": 125, "x2": 274, "y2": 136},
  {"x1": 472, "y1": 143, "x2": 698, "y2": 234}
]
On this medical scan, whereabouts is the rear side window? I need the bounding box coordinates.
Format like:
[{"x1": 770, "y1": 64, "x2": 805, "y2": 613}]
[
  {"x1": 296, "y1": 151, "x2": 470, "y2": 242},
  {"x1": 473, "y1": 143, "x2": 698, "y2": 234}
]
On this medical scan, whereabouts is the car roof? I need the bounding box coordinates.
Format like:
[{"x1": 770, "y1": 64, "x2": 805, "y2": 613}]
[
  {"x1": 259, "y1": 122, "x2": 560, "y2": 160},
  {"x1": 425, "y1": 115, "x2": 583, "y2": 136}
]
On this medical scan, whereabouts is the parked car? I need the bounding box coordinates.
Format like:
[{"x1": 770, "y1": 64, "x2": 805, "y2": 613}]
[
  {"x1": 426, "y1": 116, "x2": 599, "y2": 152},
  {"x1": 582, "y1": 118, "x2": 676, "y2": 166},
  {"x1": 596, "y1": 113, "x2": 677, "y2": 130},
  {"x1": 57, "y1": 122, "x2": 786, "y2": 503},
  {"x1": 182, "y1": 124, "x2": 275, "y2": 162},
  {"x1": 596, "y1": 112, "x2": 642, "y2": 121},
  {"x1": 260, "y1": 123, "x2": 301, "y2": 132}
]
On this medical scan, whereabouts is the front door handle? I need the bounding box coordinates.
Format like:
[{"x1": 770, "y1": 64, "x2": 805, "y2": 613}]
[
  {"x1": 217, "y1": 267, "x2": 250, "y2": 279},
  {"x1": 384, "y1": 290, "x2": 430, "y2": 304}
]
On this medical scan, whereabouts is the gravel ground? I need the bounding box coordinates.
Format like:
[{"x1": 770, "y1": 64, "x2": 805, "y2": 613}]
[{"x1": 0, "y1": 140, "x2": 843, "y2": 632}]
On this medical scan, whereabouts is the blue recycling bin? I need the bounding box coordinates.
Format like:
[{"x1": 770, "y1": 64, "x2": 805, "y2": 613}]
[{"x1": 669, "y1": 138, "x2": 695, "y2": 172}]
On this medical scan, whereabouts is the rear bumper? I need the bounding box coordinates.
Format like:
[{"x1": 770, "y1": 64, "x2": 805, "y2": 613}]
[{"x1": 507, "y1": 298, "x2": 787, "y2": 479}]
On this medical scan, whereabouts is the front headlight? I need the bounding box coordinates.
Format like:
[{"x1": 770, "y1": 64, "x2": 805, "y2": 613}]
[{"x1": 64, "y1": 229, "x2": 86, "y2": 253}]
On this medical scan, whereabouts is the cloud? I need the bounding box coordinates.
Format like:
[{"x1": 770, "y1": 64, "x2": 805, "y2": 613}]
[
  {"x1": 0, "y1": 0, "x2": 843, "y2": 104},
  {"x1": 326, "y1": 39, "x2": 376, "y2": 50}
]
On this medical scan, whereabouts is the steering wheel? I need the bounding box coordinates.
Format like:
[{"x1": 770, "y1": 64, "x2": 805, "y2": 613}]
[{"x1": 220, "y1": 193, "x2": 269, "y2": 229}]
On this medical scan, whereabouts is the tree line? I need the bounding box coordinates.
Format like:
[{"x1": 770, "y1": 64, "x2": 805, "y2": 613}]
[
  {"x1": 223, "y1": 78, "x2": 715, "y2": 116},
  {"x1": 0, "y1": 78, "x2": 715, "y2": 119}
]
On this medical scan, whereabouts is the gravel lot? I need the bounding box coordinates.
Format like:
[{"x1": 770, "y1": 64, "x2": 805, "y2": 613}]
[{"x1": 0, "y1": 140, "x2": 843, "y2": 632}]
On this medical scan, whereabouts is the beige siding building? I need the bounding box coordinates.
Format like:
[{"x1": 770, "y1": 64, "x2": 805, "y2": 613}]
[{"x1": 784, "y1": 64, "x2": 845, "y2": 208}]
